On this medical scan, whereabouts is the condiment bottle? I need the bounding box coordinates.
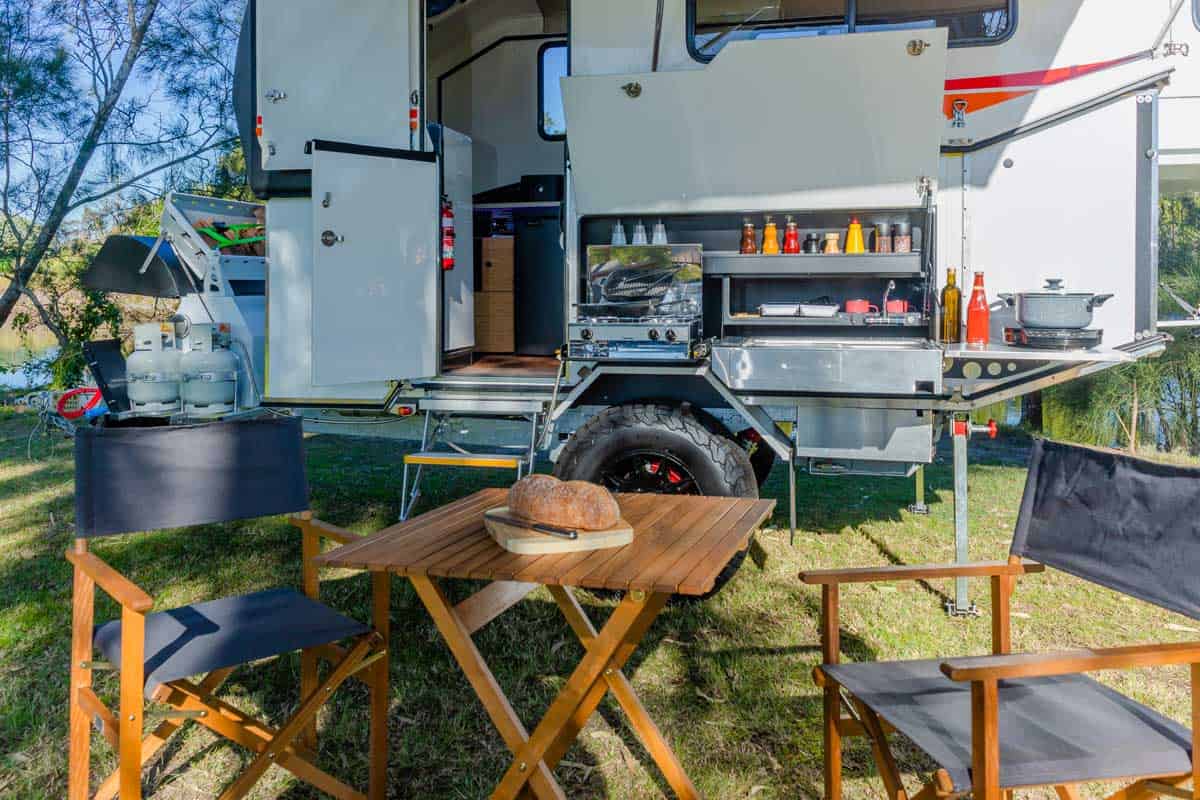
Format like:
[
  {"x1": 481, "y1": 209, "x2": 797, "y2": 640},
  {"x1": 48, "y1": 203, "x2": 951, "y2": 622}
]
[
  {"x1": 965, "y1": 271, "x2": 990, "y2": 347},
  {"x1": 940, "y1": 268, "x2": 962, "y2": 343},
  {"x1": 611, "y1": 220, "x2": 627, "y2": 246},
  {"x1": 740, "y1": 221, "x2": 757, "y2": 255},
  {"x1": 823, "y1": 232, "x2": 841, "y2": 255},
  {"x1": 761, "y1": 216, "x2": 780, "y2": 255},
  {"x1": 782, "y1": 216, "x2": 801, "y2": 254},
  {"x1": 631, "y1": 220, "x2": 649, "y2": 246},
  {"x1": 874, "y1": 223, "x2": 893, "y2": 254},
  {"x1": 845, "y1": 217, "x2": 866, "y2": 254},
  {"x1": 802, "y1": 233, "x2": 820, "y2": 254},
  {"x1": 893, "y1": 221, "x2": 913, "y2": 254}
]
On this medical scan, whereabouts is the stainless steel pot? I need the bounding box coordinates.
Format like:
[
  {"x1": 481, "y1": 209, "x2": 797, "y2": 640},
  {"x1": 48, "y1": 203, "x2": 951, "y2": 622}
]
[{"x1": 998, "y1": 279, "x2": 1113, "y2": 329}]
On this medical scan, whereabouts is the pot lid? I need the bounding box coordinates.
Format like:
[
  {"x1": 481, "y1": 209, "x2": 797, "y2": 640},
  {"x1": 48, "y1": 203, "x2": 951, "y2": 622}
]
[{"x1": 1021, "y1": 278, "x2": 1101, "y2": 298}]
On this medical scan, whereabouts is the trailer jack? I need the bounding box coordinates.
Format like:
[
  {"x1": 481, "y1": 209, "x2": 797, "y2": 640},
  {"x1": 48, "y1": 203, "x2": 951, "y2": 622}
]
[{"x1": 946, "y1": 415, "x2": 998, "y2": 618}]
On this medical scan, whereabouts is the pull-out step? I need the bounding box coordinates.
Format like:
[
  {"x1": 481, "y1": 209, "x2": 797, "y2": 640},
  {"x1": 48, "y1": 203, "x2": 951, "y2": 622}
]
[{"x1": 404, "y1": 452, "x2": 524, "y2": 470}]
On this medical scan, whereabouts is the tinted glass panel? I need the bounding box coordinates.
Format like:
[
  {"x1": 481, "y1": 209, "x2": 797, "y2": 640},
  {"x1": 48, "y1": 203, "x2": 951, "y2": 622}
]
[
  {"x1": 856, "y1": 0, "x2": 1012, "y2": 41},
  {"x1": 691, "y1": 0, "x2": 1014, "y2": 58},
  {"x1": 693, "y1": 1, "x2": 848, "y2": 57},
  {"x1": 540, "y1": 43, "x2": 568, "y2": 139}
]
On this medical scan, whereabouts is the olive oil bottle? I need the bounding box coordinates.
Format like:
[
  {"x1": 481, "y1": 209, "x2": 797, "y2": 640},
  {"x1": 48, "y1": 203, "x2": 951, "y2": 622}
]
[{"x1": 940, "y1": 268, "x2": 962, "y2": 343}]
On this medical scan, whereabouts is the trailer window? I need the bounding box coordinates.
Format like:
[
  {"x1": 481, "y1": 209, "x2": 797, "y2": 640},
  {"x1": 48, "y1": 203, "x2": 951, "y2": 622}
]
[
  {"x1": 689, "y1": 0, "x2": 1015, "y2": 60},
  {"x1": 539, "y1": 42, "x2": 568, "y2": 140}
]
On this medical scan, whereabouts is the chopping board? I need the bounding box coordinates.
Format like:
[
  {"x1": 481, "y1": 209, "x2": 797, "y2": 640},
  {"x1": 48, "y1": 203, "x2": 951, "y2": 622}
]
[{"x1": 483, "y1": 507, "x2": 634, "y2": 555}]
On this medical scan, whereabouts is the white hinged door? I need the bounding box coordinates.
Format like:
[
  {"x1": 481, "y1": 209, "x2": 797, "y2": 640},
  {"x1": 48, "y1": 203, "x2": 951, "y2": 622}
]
[
  {"x1": 562, "y1": 28, "x2": 949, "y2": 215},
  {"x1": 311, "y1": 142, "x2": 438, "y2": 386},
  {"x1": 256, "y1": 0, "x2": 411, "y2": 172}
]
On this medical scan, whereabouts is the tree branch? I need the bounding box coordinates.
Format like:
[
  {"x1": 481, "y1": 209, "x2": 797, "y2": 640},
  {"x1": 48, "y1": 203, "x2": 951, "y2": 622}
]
[{"x1": 67, "y1": 133, "x2": 234, "y2": 211}]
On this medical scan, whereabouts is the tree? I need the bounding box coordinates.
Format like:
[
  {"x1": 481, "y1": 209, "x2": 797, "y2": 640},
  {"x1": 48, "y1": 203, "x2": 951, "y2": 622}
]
[{"x1": 0, "y1": 0, "x2": 242, "y2": 344}]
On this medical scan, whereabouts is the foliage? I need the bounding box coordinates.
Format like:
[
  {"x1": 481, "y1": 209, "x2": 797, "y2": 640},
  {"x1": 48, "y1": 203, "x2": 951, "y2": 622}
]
[
  {"x1": 1045, "y1": 194, "x2": 1200, "y2": 453},
  {"x1": 0, "y1": 0, "x2": 242, "y2": 338}
]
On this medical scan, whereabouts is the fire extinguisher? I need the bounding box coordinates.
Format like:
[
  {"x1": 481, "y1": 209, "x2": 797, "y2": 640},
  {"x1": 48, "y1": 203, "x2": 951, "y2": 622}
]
[{"x1": 441, "y1": 196, "x2": 455, "y2": 271}]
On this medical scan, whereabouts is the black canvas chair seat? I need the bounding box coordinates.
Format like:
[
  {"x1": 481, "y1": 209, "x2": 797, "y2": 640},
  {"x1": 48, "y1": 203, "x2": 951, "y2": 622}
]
[
  {"x1": 93, "y1": 587, "x2": 370, "y2": 697},
  {"x1": 824, "y1": 658, "x2": 1193, "y2": 790}
]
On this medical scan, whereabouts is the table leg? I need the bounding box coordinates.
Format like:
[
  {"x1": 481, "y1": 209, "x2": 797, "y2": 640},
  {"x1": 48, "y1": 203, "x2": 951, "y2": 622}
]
[
  {"x1": 492, "y1": 590, "x2": 671, "y2": 800},
  {"x1": 410, "y1": 575, "x2": 566, "y2": 800},
  {"x1": 548, "y1": 586, "x2": 700, "y2": 800}
]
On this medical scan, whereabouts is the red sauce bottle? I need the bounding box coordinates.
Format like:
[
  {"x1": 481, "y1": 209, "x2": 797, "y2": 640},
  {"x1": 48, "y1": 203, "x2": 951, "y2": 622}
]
[
  {"x1": 740, "y1": 221, "x2": 757, "y2": 255},
  {"x1": 783, "y1": 216, "x2": 801, "y2": 254},
  {"x1": 965, "y1": 271, "x2": 990, "y2": 347}
]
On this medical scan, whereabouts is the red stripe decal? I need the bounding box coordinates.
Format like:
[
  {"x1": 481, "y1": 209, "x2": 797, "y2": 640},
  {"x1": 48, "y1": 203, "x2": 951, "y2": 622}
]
[{"x1": 944, "y1": 53, "x2": 1141, "y2": 92}]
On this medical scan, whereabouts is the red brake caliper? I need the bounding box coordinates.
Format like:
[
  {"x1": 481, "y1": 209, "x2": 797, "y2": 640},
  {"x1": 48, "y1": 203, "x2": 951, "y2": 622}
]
[{"x1": 667, "y1": 467, "x2": 684, "y2": 485}]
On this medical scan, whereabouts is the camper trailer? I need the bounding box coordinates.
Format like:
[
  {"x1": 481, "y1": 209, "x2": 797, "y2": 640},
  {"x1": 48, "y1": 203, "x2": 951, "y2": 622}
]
[{"x1": 85, "y1": 1, "x2": 1197, "y2": 603}]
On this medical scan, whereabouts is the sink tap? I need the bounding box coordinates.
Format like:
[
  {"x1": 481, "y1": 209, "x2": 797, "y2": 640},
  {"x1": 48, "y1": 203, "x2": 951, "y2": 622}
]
[{"x1": 882, "y1": 280, "x2": 896, "y2": 320}]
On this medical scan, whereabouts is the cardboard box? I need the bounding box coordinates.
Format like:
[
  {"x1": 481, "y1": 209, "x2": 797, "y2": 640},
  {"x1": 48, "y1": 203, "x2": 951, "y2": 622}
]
[
  {"x1": 481, "y1": 237, "x2": 515, "y2": 293},
  {"x1": 474, "y1": 291, "x2": 514, "y2": 353}
]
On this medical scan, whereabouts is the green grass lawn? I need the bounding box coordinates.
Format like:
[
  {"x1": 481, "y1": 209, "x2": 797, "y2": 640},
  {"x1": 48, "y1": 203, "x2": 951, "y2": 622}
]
[{"x1": 1, "y1": 408, "x2": 1197, "y2": 799}]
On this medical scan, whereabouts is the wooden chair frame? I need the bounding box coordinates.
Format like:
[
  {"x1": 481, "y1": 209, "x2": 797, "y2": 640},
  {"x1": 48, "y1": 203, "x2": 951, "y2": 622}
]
[
  {"x1": 66, "y1": 512, "x2": 390, "y2": 800},
  {"x1": 801, "y1": 556, "x2": 1200, "y2": 800}
]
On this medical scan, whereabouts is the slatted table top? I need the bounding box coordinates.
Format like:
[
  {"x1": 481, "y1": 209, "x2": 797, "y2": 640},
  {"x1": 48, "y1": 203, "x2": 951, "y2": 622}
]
[{"x1": 317, "y1": 490, "x2": 777, "y2": 596}]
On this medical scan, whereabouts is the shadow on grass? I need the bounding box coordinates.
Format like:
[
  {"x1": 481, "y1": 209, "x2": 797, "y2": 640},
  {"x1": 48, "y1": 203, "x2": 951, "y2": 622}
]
[{"x1": 0, "y1": 417, "x2": 978, "y2": 797}]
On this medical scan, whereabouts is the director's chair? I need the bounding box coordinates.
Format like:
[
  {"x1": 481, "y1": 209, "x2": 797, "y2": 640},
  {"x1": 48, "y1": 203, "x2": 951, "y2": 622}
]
[
  {"x1": 803, "y1": 438, "x2": 1200, "y2": 800},
  {"x1": 66, "y1": 417, "x2": 389, "y2": 800}
]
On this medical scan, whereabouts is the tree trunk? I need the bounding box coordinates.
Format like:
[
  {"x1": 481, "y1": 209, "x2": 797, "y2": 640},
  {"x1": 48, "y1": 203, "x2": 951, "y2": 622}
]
[{"x1": 0, "y1": 0, "x2": 162, "y2": 328}]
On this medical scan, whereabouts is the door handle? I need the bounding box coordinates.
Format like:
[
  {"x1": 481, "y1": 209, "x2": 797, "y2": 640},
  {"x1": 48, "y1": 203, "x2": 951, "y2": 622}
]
[{"x1": 321, "y1": 230, "x2": 344, "y2": 247}]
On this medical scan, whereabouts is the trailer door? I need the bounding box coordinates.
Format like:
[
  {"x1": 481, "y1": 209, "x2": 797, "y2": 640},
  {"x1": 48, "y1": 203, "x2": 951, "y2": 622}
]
[
  {"x1": 561, "y1": 28, "x2": 949, "y2": 215},
  {"x1": 310, "y1": 141, "x2": 438, "y2": 386}
]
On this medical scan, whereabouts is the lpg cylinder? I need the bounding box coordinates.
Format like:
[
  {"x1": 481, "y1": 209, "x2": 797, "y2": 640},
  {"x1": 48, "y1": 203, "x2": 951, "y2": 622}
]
[
  {"x1": 180, "y1": 323, "x2": 238, "y2": 417},
  {"x1": 126, "y1": 323, "x2": 181, "y2": 414}
]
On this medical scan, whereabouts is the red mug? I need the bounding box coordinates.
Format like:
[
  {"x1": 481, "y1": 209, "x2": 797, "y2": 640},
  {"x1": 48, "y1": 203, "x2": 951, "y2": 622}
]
[
  {"x1": 885, "y1": 299, "x2": 909, "y2": 314},
  {"x1": 845, "y1": 299, "x2": 879, "y2": 314}
]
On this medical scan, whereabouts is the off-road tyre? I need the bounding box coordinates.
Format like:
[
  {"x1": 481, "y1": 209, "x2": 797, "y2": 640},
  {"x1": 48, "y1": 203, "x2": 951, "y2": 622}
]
[{"x1": 554, "y1": 404, "x2": 758, "y2": 600}]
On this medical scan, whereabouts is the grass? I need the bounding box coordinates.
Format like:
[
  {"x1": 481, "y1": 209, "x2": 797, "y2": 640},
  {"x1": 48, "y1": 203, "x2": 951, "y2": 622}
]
[{"x1": 0, "y1": 408, "x2": 1197, "y2": 799}]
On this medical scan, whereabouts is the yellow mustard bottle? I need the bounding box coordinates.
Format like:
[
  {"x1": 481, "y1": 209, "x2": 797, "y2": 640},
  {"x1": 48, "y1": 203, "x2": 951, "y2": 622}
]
[
  {"x1": 845, "y1": 217, "x2": 866, "y2": 255},
  {"x1": 761, "y1": 216, "x2": 780, "y2": 255}
]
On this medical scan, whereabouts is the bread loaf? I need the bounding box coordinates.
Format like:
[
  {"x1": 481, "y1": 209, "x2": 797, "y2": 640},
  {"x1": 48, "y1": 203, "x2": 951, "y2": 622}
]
[{"x1": 508, "y1": 475, "x2": 620, "y2": 531}]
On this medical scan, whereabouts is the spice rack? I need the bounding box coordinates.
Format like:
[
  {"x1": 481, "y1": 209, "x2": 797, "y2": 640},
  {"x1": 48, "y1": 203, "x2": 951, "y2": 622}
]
[{"x1": 703, "y1": 251, "x2": 923, "y2": 278}]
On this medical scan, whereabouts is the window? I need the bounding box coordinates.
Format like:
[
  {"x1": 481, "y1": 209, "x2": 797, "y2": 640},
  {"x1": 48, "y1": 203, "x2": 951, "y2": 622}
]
[
  {"x1": 689, "y1": 0, "x2": 1015, "y2": 61},
  {"x1": 539, "y1": 42, "x2": 568, "y2": 140}
]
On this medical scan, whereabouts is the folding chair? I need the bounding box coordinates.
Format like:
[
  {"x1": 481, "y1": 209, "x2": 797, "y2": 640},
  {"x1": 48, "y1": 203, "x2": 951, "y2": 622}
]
[
  {"x1": 802, "y1": 438, "x2": 1200, "y2": 800},
  {"x1": 66, "y1": 416, "x2": 390, "y2": 800}
]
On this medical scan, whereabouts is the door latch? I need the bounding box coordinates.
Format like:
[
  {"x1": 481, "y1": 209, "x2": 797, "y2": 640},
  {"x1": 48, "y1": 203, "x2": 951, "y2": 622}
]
[
  {"x1": 951, "y1": 99, "x2": 969, "y2": 128},
  {"x1": 621, "y1": 82, "x2": 643, "y2": 98},
  {"x1": 265, "y1": 89, "x2": 288, "y2": 103},
  {"x1": 321, "y1": 230, "x2": 344, "y2": 247},
  {"x1": 907, "y1": 39, "x2": 930, "y2": 56}
]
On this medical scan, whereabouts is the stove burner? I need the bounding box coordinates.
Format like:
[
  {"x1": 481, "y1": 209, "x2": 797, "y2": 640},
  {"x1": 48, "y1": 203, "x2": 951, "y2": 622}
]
[{"x1": 1004, "y1": 327, "x2": 1103, "y2": 350}]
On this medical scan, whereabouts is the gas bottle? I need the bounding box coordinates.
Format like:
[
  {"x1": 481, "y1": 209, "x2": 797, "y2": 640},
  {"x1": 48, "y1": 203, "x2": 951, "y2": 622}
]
[
  {"x1": 126, "y1": 323, "x2": 181, "y2": 414},
  {"x1": 180, "y1": 323, "x2": 238, "y2": 417}
]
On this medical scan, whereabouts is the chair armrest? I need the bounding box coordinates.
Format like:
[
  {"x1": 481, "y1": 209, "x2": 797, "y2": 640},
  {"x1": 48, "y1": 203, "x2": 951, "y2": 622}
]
[
  {"x1": 290, "y1": 514, "x2": 361, "y2": 546},
  {"x1": 65, "y1": 550, "x2": 153, "y2": 613},
  {"x1": 940, "y1": 640, "x2": 1200, "y2": 682},
  {"x1": 800, "y1": 559, "x2": 1043, "y2": 585}
]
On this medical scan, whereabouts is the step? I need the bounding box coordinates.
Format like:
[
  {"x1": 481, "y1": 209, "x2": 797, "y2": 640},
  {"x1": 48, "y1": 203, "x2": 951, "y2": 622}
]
[
  {"x1": 403, "y1": 452, "x2": 525, "y2": 469},
  {"x1": 418, "y1": 396, "x2": 550, "y2": 416}
]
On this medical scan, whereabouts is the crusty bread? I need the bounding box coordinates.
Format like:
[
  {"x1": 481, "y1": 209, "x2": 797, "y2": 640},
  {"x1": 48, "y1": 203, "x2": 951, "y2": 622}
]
[{"x1": 508, "y1": 474, "x2": 620, "y2": 531}]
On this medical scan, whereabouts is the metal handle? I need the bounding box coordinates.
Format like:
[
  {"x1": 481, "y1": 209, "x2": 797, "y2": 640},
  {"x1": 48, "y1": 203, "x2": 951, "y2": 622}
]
[
  {"x1": 1088, "y1": 293, "x2": 1115, "y2": 310},
  {"x1": 1044, "y1": 278, "x2": 1065, "y2": 290},
  {"x1": 320, "y1": 230, "x2": 344, "y2": 247},
  {"x1": 997, "y1": 293, "x2": 1015, "y2": 306}
]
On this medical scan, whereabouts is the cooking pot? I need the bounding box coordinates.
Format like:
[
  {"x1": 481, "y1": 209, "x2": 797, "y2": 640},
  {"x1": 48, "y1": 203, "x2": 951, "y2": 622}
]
[{"x1": 998, "y1": 279, "x2": 1113, "y2": 329}]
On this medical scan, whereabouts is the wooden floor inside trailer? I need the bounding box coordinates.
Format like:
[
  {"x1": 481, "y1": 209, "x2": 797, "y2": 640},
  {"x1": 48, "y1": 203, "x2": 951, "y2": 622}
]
[{"x1": 443, "y1": 355, "x2": 559, "y2": 378}]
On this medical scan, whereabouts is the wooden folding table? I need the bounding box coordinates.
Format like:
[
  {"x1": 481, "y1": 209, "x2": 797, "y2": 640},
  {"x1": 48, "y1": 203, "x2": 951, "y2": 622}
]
[{"x1": 316, "y1": 489, "x2": 775, "y2": 800}]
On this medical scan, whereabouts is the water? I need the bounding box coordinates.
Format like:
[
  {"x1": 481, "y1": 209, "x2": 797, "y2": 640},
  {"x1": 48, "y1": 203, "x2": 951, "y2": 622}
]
[{"x1": 0, "y1": 327, "x2": 57, "y2": 391}]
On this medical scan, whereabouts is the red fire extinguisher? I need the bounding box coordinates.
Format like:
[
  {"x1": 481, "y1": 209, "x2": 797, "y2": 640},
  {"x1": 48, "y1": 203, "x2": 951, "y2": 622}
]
[{"x1": 441, "y1": 196, "x2": 455, "y2": 271}]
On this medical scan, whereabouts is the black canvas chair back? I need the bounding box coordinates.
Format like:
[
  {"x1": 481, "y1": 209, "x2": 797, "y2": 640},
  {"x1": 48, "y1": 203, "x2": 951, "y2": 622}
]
[
  {"x1": 82, "y1": 339, "x2": 131, "y2": 415},
  {"x1": 74, "y1": 415, "x2": 309, "y2": 538},
  {"x1": 1011, "y1": 437, "x2": 1200, "y2": 621}
]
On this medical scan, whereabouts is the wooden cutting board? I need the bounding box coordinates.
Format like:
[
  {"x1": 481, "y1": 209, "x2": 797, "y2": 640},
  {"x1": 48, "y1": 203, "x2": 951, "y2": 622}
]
[{"x1": 483, "y1": 507, "x2": 634, "y2": 555}]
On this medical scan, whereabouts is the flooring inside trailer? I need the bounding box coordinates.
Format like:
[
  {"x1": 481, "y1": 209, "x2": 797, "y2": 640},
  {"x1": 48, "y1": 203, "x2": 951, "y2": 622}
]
[{"x1": 443, "y1": 354, "x2": 559, "y2": 378}]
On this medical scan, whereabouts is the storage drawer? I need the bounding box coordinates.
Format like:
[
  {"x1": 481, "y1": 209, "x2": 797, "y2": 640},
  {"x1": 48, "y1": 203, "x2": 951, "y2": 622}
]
[
  {"x1": 481, "y1": 237, "x2": 515, "y2": 292},
  {"x1": 710, "y1": 337, "x2": 943, "y2": 395}
]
